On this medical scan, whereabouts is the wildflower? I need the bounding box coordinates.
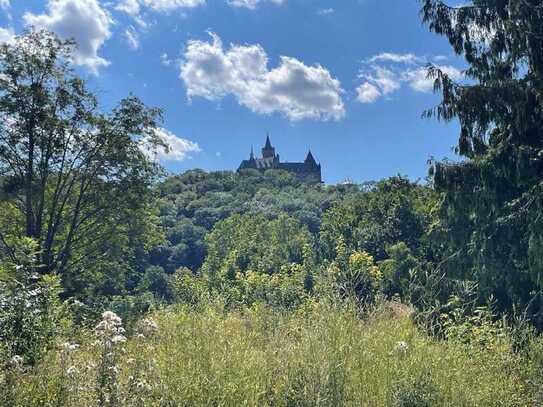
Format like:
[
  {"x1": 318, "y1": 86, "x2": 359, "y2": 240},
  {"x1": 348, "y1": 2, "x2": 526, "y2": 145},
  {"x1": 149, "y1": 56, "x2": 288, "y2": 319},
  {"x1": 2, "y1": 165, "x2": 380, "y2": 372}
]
[
  {"x1": 138, "y1": 317, "x2": 159, "y2": 337},
  {"x1": 389, "y1": 341, "x2": 409, "y2": 356},
  {"x1": 94, "y1": 310, "x2": 126, "y2": 348},
  {"x1": 67, "y1": 366, "x2": 78, "y2": 375},
  {"x1": 111, "y1": 335, "x2": 127, "y2": 344},
  {"x1": 10, "y1": 355, "x2": 23, "y2": 367},
  {"x1": 108, "y1": 365, "x2": 119, "y2": 374},
  {"x1": 62, "y1": 342, "x2": 80, "y2": 353},
  {"x1": 102, "y1": 311, "x2": 122, "y2": 323}
]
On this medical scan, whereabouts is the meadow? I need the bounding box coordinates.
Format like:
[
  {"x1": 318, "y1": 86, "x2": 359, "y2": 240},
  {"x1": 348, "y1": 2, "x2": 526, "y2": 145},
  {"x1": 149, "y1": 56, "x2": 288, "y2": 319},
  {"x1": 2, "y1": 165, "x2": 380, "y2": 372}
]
[{"x1": 3, "y1": 299, "x2": 541, "y2": 407}]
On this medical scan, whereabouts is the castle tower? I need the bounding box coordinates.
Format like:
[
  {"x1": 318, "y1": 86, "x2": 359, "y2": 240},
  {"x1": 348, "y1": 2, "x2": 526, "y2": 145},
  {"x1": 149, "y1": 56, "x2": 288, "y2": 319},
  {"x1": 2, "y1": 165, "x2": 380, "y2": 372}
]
[{"x1": 262, "y1": 134, "x2": 276, "y2": 159}]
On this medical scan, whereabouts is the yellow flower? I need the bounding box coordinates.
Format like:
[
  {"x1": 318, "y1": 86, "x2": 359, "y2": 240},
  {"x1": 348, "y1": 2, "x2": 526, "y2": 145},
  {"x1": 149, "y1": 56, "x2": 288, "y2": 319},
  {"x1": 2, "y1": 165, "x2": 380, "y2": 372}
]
[{"x1": 349, "y1": 251, "x2": 382, "y2": 280}]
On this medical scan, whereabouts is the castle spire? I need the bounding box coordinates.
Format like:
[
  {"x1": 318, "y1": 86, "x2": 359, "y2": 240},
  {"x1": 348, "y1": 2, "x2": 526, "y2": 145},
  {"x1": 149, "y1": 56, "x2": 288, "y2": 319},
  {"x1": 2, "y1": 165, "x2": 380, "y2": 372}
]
[
  {"x1": 264, "y1": 133, "x2": 273, "y2": 149},
  {"x1": 250, "y1": 145, "x2": 254, "y2": 159},
  {"x1": 305, "y1": 149, "x2": 317, "y2": 165},
  {"x1": 262, "y1": 133, "x2": 276, "y2": 159}
]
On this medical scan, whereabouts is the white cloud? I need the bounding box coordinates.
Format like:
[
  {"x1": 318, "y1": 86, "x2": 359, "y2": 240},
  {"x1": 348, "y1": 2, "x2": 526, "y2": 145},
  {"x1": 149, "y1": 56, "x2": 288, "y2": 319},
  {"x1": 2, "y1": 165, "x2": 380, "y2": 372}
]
[
  {"x1": 356, "y1": 52, "x2": 463, "y2": 103},
  {"x1": 227, "y1": 0, "x2": 284, "y2": 10},
  {"x1": 0, "y1": 26, "x2": 15, "y2": 44},
  {"x1": 116, "y1": 0, "x2": 140, "y2": 15},
  {"x1": 356, "y1": 83, "x2": 381, "y2": 104},
  {"x1": 115, "y1": 0, "x2": 205, "y2": 28},
  {"x1": 366, "y1": 66, "x2": 401, "y2": 95},
  {"x1": 144, "y1": 0, "x2": 205, "y2": 12},
  {"x1": 124, "y1": 26, "x2": 140, "y2": 50},
  {"x1": 368, "y1": 52, "x2": 421, "y2": 64},
  {"x1": 317, "y1": 8, "x2": 334, "y2": 15},
  {"x1": 142, "y1": 127, "x2": 201, "y2": 162},
  {"x1": 180, "y1": 33, "x2": 344, "y2": 121},
  {"x1": 23, "y1": 0, "x2": 112, "y2": 74},
  {"x1": 160, "y1": 52, "x2": 172, "y2": 66},
  {"x1": 127, "y1": 0, "x2": 205, "y2": 13}
]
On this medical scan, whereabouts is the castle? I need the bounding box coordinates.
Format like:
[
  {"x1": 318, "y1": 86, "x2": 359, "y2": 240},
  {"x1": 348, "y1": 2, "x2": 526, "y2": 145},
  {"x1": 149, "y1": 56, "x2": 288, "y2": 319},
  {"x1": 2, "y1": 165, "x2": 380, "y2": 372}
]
[{"x1": 238, "y1": 135, "x2": 322, "y2": 184}]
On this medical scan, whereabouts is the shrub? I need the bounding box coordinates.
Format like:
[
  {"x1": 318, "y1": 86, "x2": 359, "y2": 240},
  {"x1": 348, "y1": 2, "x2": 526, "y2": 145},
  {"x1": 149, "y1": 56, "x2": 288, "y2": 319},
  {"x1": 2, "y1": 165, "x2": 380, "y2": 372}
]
[{"x1": 0, "y1": 238, "x2": 65, "y2": 366}]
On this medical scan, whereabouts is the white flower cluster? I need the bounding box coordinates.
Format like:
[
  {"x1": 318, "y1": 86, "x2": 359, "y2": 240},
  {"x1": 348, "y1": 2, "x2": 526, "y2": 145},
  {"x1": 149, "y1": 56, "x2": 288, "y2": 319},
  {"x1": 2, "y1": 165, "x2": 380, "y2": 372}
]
[
  {"x1": 94, "y1": 311, "x2": 127, "y2": 347},
  {"x1": 9, "y1": 355, "x2": 23, "y2": 368},
  {"x1": 137, "y1": 317, "x2": 159, "y2": 338}
]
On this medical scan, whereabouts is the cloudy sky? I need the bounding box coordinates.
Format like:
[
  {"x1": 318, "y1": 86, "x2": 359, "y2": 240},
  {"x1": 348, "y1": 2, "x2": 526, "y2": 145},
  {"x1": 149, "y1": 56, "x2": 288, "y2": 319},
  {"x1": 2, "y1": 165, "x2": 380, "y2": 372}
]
[{"x1": 0, "y1": 0, "x2": 463, "y2": 184}]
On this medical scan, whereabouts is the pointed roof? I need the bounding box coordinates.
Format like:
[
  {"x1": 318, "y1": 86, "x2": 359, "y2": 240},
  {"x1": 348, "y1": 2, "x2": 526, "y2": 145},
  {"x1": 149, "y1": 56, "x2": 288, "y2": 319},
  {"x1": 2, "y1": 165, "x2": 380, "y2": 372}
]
[
  {"x1": 305, "y1": 149, "x2": 317, "y2": 165},
  {"x1": 250, "y1": 145, "x2": 254, "y2": 159},
  {"x1": 264, "y1": 134, "x2": 273, "y2": 150}
]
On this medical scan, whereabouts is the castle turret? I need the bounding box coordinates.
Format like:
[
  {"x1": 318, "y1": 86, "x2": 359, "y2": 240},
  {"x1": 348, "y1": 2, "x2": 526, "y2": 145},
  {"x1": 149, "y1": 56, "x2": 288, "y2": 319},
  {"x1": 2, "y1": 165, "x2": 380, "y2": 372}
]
[{"x1": 262, "y1": 134, "x2": 276, "y2": 159}]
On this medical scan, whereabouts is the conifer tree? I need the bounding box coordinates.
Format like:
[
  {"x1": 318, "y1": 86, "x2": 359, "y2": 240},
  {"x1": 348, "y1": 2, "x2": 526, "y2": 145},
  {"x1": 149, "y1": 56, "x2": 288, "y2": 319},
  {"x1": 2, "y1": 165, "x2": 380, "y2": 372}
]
[{"x1": 420, "y1": 0, "x2": 543, "y2": 324}]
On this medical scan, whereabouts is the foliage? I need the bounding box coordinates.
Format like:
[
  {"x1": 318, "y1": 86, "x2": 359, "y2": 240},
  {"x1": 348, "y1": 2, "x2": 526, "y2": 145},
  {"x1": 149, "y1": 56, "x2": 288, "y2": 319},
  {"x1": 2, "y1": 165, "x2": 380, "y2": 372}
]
[
  {"x1": 380, "y1": 242, "x2": 419, "y2": 299},
  {"x1": 0, "y1": 30, "x2": 165, "y2": 297},
  {"x1": 201, "y1": 213, "x2": 316, "y2": 307},
  {"x1": 320, "y1": 176, "x2": 437, "y2": 262},
  {"x1": 0, "y1": 238, "x2": 65, "y2": 366},
  {"x1": 324, "y1": 237, "x2": 382, "y2": 303},
  {"x1": 420, "y1": 0, "x2": 543, "y2": 327}
]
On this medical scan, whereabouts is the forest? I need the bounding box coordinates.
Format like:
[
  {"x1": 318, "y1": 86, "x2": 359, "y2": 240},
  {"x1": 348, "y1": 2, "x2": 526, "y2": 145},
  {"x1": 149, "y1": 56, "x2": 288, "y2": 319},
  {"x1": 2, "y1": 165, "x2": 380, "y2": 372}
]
[{"x1": 1, "y1": 0, "x2": 543, "y2": 405}]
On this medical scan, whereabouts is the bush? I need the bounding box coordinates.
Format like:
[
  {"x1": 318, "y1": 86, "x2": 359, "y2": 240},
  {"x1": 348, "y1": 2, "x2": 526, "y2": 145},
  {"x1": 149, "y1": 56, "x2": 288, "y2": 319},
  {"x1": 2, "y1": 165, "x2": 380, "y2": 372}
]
[{"x1": 0, "y1": 238, "x2": 65, "y2": 366}]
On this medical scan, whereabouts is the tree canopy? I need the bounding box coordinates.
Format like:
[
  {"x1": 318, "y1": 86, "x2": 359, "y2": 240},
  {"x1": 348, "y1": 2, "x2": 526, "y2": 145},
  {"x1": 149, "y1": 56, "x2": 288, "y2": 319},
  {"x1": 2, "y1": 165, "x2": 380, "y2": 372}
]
[{"x1": 0, "y1": 30, "x2": 165, "y2": 297}]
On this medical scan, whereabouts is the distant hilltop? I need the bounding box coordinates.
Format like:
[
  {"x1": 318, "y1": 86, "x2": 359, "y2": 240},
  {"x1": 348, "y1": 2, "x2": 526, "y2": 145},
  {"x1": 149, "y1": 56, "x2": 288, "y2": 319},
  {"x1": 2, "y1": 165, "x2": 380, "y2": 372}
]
[{"x1": 238, "y1": 135, "x2": 322, "y2": 184}]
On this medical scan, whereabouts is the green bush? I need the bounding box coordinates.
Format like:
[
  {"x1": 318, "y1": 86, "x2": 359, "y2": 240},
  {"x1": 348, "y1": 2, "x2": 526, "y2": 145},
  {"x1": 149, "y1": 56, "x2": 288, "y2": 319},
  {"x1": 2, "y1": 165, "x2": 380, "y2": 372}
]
[{"x1": 0, "y1": 239, "x2": 65, "y2": 366}]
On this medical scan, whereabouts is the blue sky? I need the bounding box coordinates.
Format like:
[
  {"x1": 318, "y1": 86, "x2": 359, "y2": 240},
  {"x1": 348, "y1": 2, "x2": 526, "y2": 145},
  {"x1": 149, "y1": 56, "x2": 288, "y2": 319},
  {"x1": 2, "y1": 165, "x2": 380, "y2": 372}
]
[{"x1": 0, "y1": 0, "x2": 463, "y2": 184}]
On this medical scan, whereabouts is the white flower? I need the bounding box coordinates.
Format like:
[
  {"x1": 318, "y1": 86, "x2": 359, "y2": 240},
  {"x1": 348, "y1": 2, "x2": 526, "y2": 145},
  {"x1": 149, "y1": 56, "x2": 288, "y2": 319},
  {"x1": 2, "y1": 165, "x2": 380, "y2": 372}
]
[
  {"x1": 94, "y1": 310, "x2": 126, "y2": 347},
  {"x1": 111, "y1": 335, "x2": 127, "y2": 344},
  {"x1": 102, "y1": 311, "x2": 121, "y2": 323},
  {"x1": 107, "y1": 365, "x2": 119, "y2": 374},
  {"x1": 62, "y1": 342, "x2": 80, "y2": 353},
  {"x1": 389, "y1": 341, "x2": 410, "y2": 356},
  {"x1": 10, "y1": 355, "x2": 23, "y2": 367},
  {"x1": 66, "y1": 366, "x2": 78, "y2": 375}
]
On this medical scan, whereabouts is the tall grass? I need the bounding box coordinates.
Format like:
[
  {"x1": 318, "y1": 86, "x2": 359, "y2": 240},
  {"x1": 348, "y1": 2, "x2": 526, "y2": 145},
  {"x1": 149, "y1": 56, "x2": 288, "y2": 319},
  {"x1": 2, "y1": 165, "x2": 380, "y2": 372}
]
[{"x1": 2, "y1": 299, "x2": 540, "y2": 406}]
